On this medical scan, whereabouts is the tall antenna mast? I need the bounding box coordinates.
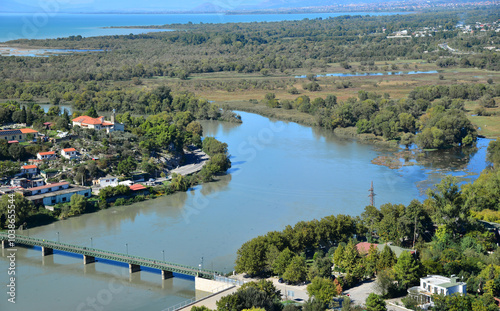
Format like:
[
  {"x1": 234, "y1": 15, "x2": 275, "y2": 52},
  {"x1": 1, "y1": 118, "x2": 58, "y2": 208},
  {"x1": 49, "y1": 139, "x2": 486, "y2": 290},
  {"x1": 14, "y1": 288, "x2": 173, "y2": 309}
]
[{"x1": 368, "y1": 181, "x2": 376, "y2": 206}]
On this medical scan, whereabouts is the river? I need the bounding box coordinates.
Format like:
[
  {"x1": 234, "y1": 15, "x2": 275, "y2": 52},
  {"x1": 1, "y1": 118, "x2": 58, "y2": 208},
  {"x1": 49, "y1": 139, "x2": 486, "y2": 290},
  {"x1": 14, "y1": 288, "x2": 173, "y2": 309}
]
[{"x1": 0, "y1": 111, "x2": 490, "y2": 310}]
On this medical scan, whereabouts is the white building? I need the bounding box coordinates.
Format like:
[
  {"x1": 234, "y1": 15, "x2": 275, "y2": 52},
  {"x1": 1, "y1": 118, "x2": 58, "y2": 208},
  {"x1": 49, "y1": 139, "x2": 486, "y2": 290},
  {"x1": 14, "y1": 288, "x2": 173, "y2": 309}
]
[
  {"x1": 61, "y1": 148, "x2": 78, "y2": 159},
  {"x1": 23, "y1": 181, "x2": 91, "y2": 207},
  {"x1": 21, "y1": 164, "x2": 38, "y2": 176},
  {"x1": 93, "y1": 176, "x2": 119, "y2": 188},
  {"x1": 72, "y1": 111, "x2": 124, "y2": 133},
  {"x1": 37, "y1": 151, "x2": 56, "y2": 160},
  {"x1": 408, "y1": 275, "x2": 466, "y2": 308}
]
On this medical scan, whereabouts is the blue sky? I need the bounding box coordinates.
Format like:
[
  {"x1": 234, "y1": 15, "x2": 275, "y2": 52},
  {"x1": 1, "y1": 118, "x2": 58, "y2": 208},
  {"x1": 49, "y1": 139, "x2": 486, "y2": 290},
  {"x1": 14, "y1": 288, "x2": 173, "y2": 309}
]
[{"x1": 1, "y1": 0, "x2": 265, "y2": 12}]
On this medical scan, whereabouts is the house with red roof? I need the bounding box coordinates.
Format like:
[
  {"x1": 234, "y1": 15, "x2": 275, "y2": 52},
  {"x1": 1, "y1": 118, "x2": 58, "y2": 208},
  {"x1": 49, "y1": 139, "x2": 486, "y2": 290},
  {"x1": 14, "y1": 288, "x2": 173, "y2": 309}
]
[
  {"x1": 21, "y1": 164, "x2": 38, "y2": 176},
  {"x1": 129, "y1": 183, "x2": 149, "y2": 195},
  {"x1": 72, "y1": 111, "x2": 124, "y2": 133},
  {"x1": 356, "y1": 242, "x2": 416, "y2": 258},
  {"x1": 61, "y1": 148, "x2": 78, "y2": 159},
  {"x1": 37, "y1": 151, "x2": 56, "y2": 160},
  {"x1": 0, "y1": 128, "x2": 38, "y2": 142}
]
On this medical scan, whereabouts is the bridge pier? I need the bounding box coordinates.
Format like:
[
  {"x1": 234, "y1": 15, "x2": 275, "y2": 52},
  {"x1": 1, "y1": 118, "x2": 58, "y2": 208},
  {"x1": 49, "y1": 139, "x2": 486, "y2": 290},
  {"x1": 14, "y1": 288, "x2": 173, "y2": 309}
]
[
  {"x1": 41, "y1": 246, "x2": 53, "y2": 256},
  {"x1": 83, "y1": 255, "x2": 96, "y2": 265},
  {"x1": 129, "y1": 264, "x2": 141, "y2": 273},
  {"x1": 161, "y1": 270, "x2": 174, "y2": 279}
]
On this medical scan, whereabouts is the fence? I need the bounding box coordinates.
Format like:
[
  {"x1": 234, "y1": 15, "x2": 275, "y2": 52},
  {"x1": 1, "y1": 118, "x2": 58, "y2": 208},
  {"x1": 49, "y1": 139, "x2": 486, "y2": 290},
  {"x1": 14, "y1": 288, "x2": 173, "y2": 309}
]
[
  {"x1": 214, "y1": 276, "x2": 248, "y2": 286},
  {"x1": 162, "y1": 283, "x2": 235, "y2": 311}
]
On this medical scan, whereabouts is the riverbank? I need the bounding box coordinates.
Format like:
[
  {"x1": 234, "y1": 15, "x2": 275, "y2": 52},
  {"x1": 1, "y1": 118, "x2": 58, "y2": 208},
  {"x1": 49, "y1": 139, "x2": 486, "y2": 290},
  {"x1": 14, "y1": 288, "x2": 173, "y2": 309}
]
[{"x1": 222, "y1": 100, "x2": 399, "y2": 149}]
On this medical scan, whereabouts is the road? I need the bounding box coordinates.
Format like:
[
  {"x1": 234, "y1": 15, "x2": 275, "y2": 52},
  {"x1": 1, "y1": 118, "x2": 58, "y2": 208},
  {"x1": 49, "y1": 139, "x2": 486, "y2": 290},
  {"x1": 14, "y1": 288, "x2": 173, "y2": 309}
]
[
  {"x1": 91, "y1": 148, "x2": 209, "y2": 193},
  {"x1": 169, "y1": 148, "x2": 209, "y2": 177},
  {"x1": 344, "y1": 279, "x2": 410, "y2": 311}
]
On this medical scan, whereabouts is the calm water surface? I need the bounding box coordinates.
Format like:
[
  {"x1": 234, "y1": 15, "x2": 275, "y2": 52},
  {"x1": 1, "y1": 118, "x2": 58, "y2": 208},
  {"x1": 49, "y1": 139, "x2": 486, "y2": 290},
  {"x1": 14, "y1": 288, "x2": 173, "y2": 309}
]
[{"x1": 0, "y1": 111, "x2": 489, "y2": 310}]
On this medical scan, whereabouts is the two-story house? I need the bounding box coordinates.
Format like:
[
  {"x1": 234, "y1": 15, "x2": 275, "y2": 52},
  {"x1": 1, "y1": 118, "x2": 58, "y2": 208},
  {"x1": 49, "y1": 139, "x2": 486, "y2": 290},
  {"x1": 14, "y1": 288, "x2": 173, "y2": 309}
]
[
  {"x1": 61, "y1": 148, "x2": 78, "y2": 159},
  {"x1": 21, "y1": 164, "x2": 38, "y2": 177},
  {"x1": 408, "y1": 275, "x2": 466, "y2": 308}
]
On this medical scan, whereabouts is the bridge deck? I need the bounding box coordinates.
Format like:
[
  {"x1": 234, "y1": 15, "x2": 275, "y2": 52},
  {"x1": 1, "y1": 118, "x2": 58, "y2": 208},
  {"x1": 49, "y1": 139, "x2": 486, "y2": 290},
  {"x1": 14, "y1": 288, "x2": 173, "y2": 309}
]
[{"x1": 0, "y1": 232, "x2": 219, "y2": 279}]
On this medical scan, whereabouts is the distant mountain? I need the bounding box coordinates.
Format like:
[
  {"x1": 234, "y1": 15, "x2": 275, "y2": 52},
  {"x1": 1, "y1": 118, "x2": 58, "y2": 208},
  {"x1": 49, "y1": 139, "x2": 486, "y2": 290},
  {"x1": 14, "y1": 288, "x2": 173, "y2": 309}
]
[
  {"x1": 1, "y1": 1, "x2": 40, "y2": 12},
  {"x1": 240, "y1": 0, "x2": 387, "y2": 10},
  {"x1": 190, "y1": 2, "x2": 226, "y2": 13}
]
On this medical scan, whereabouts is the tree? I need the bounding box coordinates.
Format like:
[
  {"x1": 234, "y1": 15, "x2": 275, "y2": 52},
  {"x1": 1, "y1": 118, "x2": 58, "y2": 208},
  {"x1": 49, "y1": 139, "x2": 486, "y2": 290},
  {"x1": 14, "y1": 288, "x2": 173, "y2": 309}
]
[
  {"x1": 235, "y1": 236, "x2": 268, "y2": 275},
  {"x1": 377, "y1": 245, "x2": 396, "y2": 271},
  {"x1": 273, "y1": 248, "x2": 294, "y2": 276},
  {"x1": 487, "y1": 139, "x2": 500, "y2": 166},
  {"x1": 47, "y1": 106, "x2": 60, "y2": 116},
  {"x1": 303, "y1": 298, "x2": 326, "y2": 311},
  {"x1": 69, "y1": 194, "x2": 88, "y2": 216},
  {"x1": 308, "y1": 256, "x2": 333, "y2": 280},
  {"x1": 0, "y1": 193, "x2": 34, "y2": 228},
  {"x1": 283, "y1": 255, "x2": 307, "y2": 284},
  {"x1": 426, "y1": 176, "x2": 467, "y2": 236},
  {"x1": 86, "y1": 105, "x2": 98, "y2": 118},
  {"x1": 117, "y1": 156, "x2": 137, "y2": 176},
  {"x1": 0, "y1": 161, "x2": 20, "y2": 178},
  {"x1": 240, "y1": 280, "x2": 281, "y2": 301},
  {"x1": 393, "y1": 251, "x2": 420, "y2": 289},
  {"x1": 361, "y1": 205, "x2": 382, "y2": 239},
  {"x1": 365, "y1": 293, "x2": 386, "y2": 311},
  {"x1": 186, "y1": 121, "x2": 203, "y2": 136},
  {"x1": 341, "y1": 240, "x2": 359, "y2": 274},
  {"x1": 333, "y1": 244, "x2": 345, "y2": 271},
  {"x1": 8, "y1": 144, "x2": 25, "y2": 161},
  {"x1": 307, "y1": 277, "x2": 340, "y2": 305},
  {"x1": 364, "y1": 244, "x2": 379, "y2": 277},
  {"x1": 375, "y1": 269, "x2": 396, "y2": 298}
]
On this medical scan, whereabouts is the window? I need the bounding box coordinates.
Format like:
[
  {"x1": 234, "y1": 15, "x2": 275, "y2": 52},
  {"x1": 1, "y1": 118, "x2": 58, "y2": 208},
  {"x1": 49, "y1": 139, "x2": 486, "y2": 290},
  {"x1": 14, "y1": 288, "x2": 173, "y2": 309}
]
[
  {"x1": 19, "y1": 135, "x2": 22, "y2": 139},
  {"x1": 84, "y1": 192, "x2": 89, "y2": 197},
  {"x1": 51, "y1": 199, "x2": 56, "y2": 204},
  {"x1": 62, "y1": 197, "x2": 67, "y2": 202}
]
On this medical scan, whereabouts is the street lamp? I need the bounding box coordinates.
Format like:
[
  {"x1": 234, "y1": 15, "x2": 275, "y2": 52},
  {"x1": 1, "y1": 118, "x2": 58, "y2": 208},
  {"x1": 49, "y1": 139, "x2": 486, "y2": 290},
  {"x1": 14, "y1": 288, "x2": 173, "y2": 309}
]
[
  {"x1": 162, "y1": 250, "x2": 165, "y2": 262},
  {"x1": 57, "y1": 232, "x2": 60, "y2": 243},
  {"x1": 90, "y1": 237, "x2": 93, "y2": 248},
  {"x1": 125, "y1": 243, "x2": 128, "y2": 255}
]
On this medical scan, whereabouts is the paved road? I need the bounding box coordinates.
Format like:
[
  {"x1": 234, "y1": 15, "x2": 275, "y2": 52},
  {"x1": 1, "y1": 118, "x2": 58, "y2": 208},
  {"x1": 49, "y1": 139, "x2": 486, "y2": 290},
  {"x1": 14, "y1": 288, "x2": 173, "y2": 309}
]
[
  {"x1": 91, "y1": 148, "x2": 209, "y2": 194},
  {"x1": 343, "y1": 279, "x2": 409, "y2": 311},
  {"x1": 169, "y1": 148, "x2": 209, "y2": 176}
]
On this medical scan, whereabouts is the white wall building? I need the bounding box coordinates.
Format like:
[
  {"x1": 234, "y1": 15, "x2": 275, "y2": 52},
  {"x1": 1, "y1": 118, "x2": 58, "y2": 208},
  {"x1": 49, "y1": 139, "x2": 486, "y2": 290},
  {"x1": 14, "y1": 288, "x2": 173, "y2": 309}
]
[
  {"x1": 37, "y1": 151, "x2": 56, "y2": 160},
  {"x1": 93, "y1": 176, "x2": 119, "y2": 188},
  {"x1": 61, "y1": 148, "x2": 78, "y2": 159},
  {"x1": 408, "y1": 275, "x2": 466, "y2": 308}
]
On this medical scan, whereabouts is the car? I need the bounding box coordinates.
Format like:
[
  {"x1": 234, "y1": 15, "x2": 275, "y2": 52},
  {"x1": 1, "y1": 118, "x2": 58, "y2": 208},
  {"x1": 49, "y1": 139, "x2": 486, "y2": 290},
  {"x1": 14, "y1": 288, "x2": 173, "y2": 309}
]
[{"x1": 278, "y1": 278, "x2": 284, "y2": 283}]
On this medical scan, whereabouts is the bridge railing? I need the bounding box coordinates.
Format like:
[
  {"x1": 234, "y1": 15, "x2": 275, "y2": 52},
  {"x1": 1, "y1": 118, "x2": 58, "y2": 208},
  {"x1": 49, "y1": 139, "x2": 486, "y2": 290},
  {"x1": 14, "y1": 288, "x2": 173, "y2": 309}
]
[{"x1": 0, "y1": 232, "x2": 220, "y2": 277}]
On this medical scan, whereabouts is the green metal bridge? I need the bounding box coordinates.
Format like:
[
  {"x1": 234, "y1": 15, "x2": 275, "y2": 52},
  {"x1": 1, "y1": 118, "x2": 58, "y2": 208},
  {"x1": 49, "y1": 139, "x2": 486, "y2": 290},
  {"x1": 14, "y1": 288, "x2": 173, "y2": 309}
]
[{"x1": 0, "y1": 232, "x2": 219, "y2": 279}]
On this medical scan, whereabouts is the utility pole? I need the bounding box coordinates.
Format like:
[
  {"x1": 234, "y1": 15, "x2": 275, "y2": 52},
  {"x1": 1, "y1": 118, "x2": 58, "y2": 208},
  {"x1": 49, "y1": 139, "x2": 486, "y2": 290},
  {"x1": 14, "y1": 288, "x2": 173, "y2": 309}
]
[
  {"x1": 368, "y1": 181, "x2": 376, "y2": 206},
  {"x1": 413, "y1": 214, "x2": 418, "y2": 249}
]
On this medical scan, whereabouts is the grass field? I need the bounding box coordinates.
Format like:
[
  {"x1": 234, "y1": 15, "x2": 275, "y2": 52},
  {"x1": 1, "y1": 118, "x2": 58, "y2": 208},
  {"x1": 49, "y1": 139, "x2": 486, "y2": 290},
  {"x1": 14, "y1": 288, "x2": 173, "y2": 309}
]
[{"x1": 160, "y1": 61, "x2": 499, "y2": 138}]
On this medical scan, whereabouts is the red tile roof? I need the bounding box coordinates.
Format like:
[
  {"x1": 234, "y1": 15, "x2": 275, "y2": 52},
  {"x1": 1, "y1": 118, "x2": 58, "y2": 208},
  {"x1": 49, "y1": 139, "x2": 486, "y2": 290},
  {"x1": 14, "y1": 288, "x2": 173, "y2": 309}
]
[
  {"x1": 356, "y1": 242, "x2": 377, "y2": 255},
  {"x1": 62, "y1": 148, "x2": 76, "y2": 152},
  {"x1": 22, "y1": 165, "x2": 37, "y2": 170},
  {"x1": 129, "y1": 184, "x2": 147, "y2": 191},
  {"x1": 38, "y1": 151, "x2": 55, "y2": 156},
  {"x1": 72, "y1": 116, "x2": 105, "y2": 125},
  {"x1": 20, "y1": 128, "x2": 38, "y2": 134}
]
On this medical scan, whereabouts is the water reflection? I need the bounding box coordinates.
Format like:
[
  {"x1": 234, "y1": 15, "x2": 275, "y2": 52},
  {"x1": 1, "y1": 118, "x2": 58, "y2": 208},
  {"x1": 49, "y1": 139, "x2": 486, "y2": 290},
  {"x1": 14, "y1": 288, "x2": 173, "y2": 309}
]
[{"x1": 201, "y1": 120, "x2": 241, "y2": 137}]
